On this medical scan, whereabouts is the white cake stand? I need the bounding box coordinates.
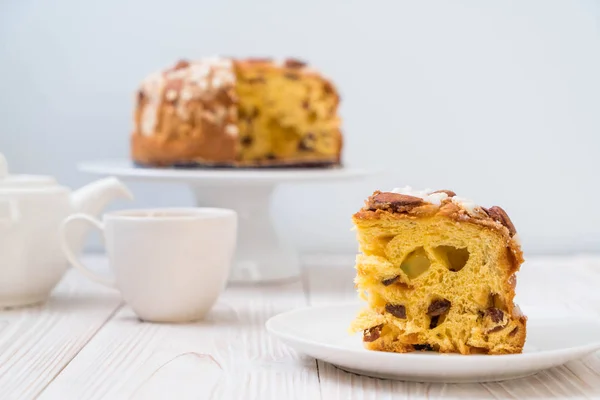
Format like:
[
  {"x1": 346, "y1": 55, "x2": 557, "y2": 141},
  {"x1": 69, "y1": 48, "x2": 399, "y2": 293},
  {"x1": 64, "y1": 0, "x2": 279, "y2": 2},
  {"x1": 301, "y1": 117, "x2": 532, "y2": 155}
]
[{"x1": 79, "y1": 160, "x2": 373, "y2": 283}]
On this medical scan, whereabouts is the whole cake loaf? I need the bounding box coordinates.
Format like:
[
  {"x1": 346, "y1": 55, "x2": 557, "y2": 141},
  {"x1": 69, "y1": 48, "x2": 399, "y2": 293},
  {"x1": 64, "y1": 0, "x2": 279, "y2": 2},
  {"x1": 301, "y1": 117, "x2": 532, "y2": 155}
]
[
  {"x1": 131, "y1": 57, "x2": 342, "y2": 167},
  {"x1": 350, "y1": 187, "x2": 526, "y2": 355}
]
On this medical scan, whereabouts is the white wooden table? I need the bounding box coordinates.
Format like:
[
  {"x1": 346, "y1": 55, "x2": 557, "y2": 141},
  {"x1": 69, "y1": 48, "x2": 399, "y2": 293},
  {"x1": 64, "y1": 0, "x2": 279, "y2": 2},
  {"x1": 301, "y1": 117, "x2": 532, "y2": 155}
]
[{"x1": 2, "y1": 254, "x2": 600, "y2": 400}]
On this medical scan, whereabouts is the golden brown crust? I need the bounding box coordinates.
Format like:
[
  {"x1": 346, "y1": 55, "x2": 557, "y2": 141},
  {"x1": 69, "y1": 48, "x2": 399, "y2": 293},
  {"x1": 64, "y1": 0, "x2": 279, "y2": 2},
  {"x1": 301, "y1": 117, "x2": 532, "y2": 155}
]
[
  {"x1": 131, "y1": 115, "x2": 238, "y2": 166},
  {"x1": 356, "y1": 191, "x2": 523, "y2": 266},
  {"x1": 133, "y1": 57, "x2": 238, "y2": 165},
  {"x1": 131, "y1": 134, "x2": 339, "y2": 167},
  {"x1": 131, "y1": 57, "x2": 342, "y2": 167}
]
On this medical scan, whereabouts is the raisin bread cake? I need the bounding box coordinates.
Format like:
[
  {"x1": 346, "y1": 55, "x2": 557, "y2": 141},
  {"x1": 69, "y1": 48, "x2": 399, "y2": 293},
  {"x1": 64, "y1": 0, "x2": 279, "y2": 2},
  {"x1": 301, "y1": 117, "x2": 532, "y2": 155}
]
[
  {"x1": 132, "y1": 57, "x2": 342, "y2": 167},
  {"x1": 350, "y1": 187, "x2": 526, "y2": 355}
]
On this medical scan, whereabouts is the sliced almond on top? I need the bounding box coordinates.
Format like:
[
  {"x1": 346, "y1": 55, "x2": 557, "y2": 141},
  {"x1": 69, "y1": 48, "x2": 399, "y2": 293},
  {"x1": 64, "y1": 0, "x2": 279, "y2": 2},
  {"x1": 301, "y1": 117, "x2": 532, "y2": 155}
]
[
  {"x1": 485, "y1": 206, "x2": 517, "y2": 236},
  {"x1": 368, "y1": 192, "x2": 424, "y2": 212}
]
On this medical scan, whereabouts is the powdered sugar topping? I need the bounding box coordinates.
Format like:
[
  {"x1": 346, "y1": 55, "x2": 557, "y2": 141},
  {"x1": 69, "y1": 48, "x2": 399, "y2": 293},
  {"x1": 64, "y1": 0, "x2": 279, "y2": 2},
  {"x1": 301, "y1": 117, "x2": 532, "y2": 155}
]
[
  {"x1": 225, "y1": 124, "x2": 239, "y2": 137},
  {"x1": 137, "y1": 57, "x2": 235, "y2": 135},
  {"x1": 390, "y1": 186, "x2": 449, "y2": 206},
  {"x1": 451, "y1": 196, "x2": 478, "y2": 215},
  {"x1": 139, "y1": 72, "x2": 164, "y2": 136},
  {"x1": 391, "y1": 186, "x2": 484, "y2": 216}
]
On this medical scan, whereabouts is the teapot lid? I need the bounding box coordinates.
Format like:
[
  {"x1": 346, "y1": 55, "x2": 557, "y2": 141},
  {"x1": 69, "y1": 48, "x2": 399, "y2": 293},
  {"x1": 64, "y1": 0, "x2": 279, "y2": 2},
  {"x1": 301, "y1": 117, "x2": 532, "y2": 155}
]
[{"x1": 0, "y1": 153, "x2": 58, "y2": 189}]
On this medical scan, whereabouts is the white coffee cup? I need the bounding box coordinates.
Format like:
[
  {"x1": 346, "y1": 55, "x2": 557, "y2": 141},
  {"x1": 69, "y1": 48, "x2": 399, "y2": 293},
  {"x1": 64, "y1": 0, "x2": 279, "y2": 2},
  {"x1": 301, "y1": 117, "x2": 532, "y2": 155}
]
[{"x1": 60, "y1": 208, "x2": 237, "y2": 323}]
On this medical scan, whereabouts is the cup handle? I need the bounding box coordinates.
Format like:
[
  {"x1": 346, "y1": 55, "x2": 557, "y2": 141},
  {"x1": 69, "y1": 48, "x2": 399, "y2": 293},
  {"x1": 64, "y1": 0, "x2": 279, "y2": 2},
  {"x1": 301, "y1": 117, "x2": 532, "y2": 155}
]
[
  {"x1": 60, "y1": 213, "x2": 116, "y2": 289},
  {"x1": 0, "y1": 198, "x2": 20, "y2": 224}
]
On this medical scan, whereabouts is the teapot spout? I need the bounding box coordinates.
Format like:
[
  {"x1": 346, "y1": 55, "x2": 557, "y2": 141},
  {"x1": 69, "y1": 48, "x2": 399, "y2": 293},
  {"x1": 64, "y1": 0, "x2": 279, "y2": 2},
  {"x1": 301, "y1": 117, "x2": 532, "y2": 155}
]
[{"x1": 71, "y1": 176, "x2": 133, "y2": 216}]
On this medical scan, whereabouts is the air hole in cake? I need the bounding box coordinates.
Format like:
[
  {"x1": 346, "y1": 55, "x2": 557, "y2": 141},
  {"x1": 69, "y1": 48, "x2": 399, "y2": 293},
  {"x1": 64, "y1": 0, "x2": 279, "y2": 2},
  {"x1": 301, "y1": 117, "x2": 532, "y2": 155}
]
[
  {"x1": 435, "y1": 246, "x2": 470, "y2": 272},
  {"x1": 429, "y1": 312, "x2": 450, "y2": 329},
  {"x1": 371, "y1": 235, "x2": 396, "y2": 257},
  {"x1": 399, "y1": 247, "x2": 431, "y2": 279}
]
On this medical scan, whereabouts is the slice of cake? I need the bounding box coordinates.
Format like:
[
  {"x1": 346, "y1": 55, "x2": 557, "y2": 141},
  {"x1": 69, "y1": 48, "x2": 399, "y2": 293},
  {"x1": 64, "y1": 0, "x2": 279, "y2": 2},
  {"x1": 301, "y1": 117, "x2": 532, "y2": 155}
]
[
  {"x1": 350, "y1": 187, "x2": 526, "y2": 355},
  {"x1": 131, "y1": 57, "x2": 342, "y2": 168}
]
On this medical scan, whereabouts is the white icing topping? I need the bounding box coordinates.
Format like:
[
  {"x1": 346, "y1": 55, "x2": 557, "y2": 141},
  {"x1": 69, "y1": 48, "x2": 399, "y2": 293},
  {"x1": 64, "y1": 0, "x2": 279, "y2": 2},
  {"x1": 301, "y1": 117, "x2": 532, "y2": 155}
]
[
  {"x1": 180, "y1": 88, "x2": 193, "y2": 102},
  {"x1": 390, "y1": 186, "x2": 448, "y2": 206},
  {"x1": 139, "y1": 72, "x2": 164, "y2": 136},
  {"x1": 137, "y1": 57, "x2": 235, "y2": 135},
  {"x1": 165, "y1": 90, "x2": 177, "y2": 101},
  {"x1": 426, "y1": 192, "x2": 449, "y2": 206},
  {"x1": 141, "y1": 71, "x2": 163, "y2": 100},
  {"x1": 451, "y1": 196, "x2": 478, "y2": 215},
  {"x1": 225, "y1": 124, "x2": 239, "y2": 137},
  {"x1": 390, "y1": 186, "x2": 484, "y2": 216},
  {"x1": 140, "y1": 107, "x2": 157, "y2": 137}
]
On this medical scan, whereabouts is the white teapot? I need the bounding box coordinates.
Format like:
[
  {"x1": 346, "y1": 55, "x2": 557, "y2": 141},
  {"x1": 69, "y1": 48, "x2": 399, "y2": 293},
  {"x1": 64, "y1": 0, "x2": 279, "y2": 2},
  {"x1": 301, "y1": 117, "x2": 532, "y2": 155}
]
[{"x1": 0, "y1": 154, "x2": 133, "y2": 308}]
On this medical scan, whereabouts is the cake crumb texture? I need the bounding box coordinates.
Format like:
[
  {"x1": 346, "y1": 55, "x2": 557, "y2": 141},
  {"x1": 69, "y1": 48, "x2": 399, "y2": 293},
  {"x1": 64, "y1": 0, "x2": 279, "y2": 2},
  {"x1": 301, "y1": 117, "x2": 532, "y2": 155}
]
[{"x1": 350, "y1": 188, "x2": 526, "y2": 355}]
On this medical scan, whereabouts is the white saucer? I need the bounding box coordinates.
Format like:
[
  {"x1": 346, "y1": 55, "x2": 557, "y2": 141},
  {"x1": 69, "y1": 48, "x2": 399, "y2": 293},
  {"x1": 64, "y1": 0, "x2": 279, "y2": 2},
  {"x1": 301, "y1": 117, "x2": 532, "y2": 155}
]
[{"x1": 266, "y1": 304, "x2": 600, "y2": 383}]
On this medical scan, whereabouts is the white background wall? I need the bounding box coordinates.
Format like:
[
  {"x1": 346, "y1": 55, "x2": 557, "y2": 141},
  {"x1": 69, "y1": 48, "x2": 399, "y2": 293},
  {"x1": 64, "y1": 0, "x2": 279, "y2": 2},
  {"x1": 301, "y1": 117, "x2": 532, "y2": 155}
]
[{"x1": 1, "y1": 0, "x2": 600, "y2": 255}]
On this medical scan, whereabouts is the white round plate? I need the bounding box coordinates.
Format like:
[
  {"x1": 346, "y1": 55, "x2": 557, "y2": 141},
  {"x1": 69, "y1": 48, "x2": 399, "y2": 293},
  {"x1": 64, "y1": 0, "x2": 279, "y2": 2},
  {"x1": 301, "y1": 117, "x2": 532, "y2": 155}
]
[
  {"x1": 79, "y1": 160, "x2": 374, "y2": 185},
  {"x1": 266, "y1": 304, "x2": 600, "y2": 383}
]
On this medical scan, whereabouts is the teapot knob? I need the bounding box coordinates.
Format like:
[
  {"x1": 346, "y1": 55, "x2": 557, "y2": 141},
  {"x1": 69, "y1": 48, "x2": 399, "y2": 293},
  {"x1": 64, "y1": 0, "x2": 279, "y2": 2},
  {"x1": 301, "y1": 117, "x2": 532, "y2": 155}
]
[{"x1": 0, "y1": 153, "x2": 6, "y2": 179}]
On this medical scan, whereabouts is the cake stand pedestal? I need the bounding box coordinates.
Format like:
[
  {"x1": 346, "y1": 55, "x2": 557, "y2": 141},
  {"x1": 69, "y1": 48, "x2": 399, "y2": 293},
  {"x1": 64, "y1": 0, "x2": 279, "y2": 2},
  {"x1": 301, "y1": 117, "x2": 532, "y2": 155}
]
[
  {"x1": 79, "y1": 160, "x2": 373, "y2": 283},
  {"x1": 191, "y1": 184, "x2": 299, "y2": 282}
]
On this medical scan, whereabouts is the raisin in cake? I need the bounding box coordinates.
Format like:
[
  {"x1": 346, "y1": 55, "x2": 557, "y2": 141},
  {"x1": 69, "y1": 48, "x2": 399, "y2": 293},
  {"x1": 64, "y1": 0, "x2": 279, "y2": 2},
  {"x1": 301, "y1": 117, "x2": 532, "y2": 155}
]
[
  {"x1": 132, "y1": 57, "x2": 342, "y2": 167},
  {"x1": 350, "y1": 187, "x2": 526, "y2": 355}
]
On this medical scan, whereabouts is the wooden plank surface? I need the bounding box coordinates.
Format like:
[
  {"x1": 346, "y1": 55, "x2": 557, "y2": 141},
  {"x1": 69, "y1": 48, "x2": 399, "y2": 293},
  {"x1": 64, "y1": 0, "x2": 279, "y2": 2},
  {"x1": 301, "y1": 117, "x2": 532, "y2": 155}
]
[
  {"x1": 3, "y1": 255, "x2": 600, "y2": 399},
  {"x1": 38, "y1": 273, "x2": 321, "y2": 400},
  {"x1": 0, "y1": 257, "x2": 122, "y2": 400},
  {"x1": 305, "y1": 255, "x2": 600, "y2": 400}
]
